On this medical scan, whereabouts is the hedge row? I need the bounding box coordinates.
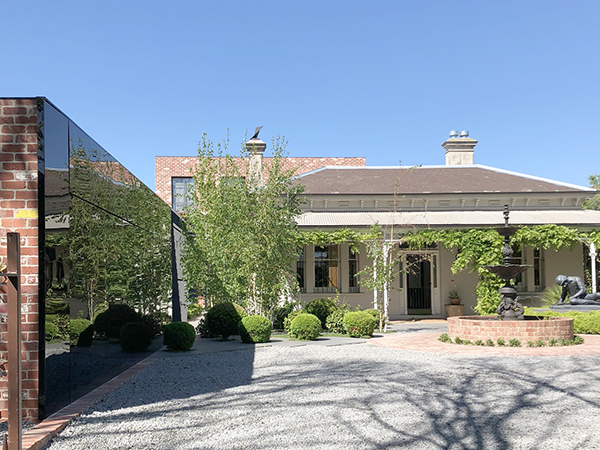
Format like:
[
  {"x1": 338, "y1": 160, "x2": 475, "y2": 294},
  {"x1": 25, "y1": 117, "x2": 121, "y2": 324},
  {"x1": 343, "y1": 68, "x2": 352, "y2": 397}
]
[{"x1": 524, "y1": 309, "x2": 600, "y2": 334}]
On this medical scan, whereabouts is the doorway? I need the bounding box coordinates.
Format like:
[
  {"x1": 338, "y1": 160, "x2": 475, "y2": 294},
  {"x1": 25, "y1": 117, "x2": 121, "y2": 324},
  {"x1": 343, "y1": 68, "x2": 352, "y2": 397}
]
[{"x1": 406, "y1": 254, "x2": 432, "y2": 315}]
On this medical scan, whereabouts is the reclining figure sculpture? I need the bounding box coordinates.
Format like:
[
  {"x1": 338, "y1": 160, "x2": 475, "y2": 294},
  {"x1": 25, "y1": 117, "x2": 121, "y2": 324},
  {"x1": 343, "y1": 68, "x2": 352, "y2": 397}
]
[{"x1": 555, "y1": 275, "x2": 600, "y2": 305}]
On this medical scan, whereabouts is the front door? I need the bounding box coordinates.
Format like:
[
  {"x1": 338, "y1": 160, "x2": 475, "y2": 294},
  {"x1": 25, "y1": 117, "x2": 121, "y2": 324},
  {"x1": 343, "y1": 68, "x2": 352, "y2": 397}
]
[{"x1": 406, "y1": 255, "x2": 432, "y2": 315}]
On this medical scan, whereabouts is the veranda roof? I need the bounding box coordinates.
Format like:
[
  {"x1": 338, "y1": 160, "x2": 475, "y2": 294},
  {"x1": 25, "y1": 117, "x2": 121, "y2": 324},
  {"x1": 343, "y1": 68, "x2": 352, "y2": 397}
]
[{"x1": 296, "y1": 210, "x2": 600, "y2": 229}]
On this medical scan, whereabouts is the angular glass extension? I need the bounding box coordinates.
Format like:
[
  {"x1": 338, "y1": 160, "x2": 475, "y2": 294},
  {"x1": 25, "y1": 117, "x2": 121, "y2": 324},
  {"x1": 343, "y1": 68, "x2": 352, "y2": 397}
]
[{"x1": 40, "y1": 100, "x2": 172, "y2": 418}]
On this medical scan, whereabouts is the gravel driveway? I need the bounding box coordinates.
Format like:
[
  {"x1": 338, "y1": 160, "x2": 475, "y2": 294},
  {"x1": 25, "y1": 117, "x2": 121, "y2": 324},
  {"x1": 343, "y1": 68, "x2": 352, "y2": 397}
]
[{"x1": 43, "y1": 344, "x2": 600, "y2": 449}]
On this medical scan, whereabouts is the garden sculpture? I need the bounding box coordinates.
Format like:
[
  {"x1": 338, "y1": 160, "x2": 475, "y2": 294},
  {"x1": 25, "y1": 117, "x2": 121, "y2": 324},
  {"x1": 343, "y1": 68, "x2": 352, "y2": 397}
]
[{"x1": 555, "y1": 275, "x2": 600, "y2": 305}]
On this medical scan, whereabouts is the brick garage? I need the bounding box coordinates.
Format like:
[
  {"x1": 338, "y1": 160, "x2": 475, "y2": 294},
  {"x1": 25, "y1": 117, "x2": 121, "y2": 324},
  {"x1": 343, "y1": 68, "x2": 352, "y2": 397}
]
[
  {"x1": 0, "y1": 98, "x2": 41, "y2": 421},
  {"x1": 447, "y1": 316, "x2": 574, "y2": 344},
  {"x1": 155, "y1": 156, "x2": 366, "y2": 206}
]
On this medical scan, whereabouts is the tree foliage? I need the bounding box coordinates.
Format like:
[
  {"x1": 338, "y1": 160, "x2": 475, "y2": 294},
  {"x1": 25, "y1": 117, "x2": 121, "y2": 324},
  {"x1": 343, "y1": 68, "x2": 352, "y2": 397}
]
[
  {"x1": 47, "y1": 142, "x2": 172, "y2": 321},
  {"x1": 583, "y1": 173, "x2": 600, "y2": 210},
  {"x1": 182, "y1": 133, "x2": 305, "y2": 316}
]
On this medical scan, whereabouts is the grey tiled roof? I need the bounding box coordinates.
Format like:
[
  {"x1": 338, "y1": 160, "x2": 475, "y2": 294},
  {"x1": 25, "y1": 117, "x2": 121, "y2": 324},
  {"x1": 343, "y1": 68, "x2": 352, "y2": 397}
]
[{"x1": 293, "y1": 165, "x2": 593, "y2": 195}]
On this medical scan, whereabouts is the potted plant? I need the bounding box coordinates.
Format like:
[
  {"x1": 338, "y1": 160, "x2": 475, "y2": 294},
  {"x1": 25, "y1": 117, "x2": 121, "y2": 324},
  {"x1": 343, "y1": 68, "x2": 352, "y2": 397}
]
[{"x1": 448, "y1": 281, "x2": 461, "y2": 305}]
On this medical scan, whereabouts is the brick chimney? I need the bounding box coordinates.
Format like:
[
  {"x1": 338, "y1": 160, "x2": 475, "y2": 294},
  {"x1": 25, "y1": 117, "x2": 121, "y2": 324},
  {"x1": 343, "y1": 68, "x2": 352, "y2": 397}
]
[
  {"x1": 442, "y1": 130, "x2": 477, "y2": 165},
  {"x1": 246, "y1": 128, "x2": 266, "y2": 187}
]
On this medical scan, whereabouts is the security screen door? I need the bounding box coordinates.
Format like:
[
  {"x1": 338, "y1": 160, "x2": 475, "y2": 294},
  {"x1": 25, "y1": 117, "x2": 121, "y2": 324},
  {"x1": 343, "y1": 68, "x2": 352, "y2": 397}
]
[{"x1": 406, "y1": 255, "x2": 432, "y2": 315}]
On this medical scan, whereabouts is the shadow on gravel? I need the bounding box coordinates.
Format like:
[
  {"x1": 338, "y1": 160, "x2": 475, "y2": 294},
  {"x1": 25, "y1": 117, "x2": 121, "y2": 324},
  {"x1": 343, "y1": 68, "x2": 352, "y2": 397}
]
[{"x1": 47, "y1": 345, "x2": 600, "y2": 450}]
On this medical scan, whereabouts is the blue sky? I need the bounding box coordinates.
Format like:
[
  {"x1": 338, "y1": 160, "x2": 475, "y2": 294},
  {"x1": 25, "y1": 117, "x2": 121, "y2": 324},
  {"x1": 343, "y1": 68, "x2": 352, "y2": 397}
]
[{"x1": 2, "y1": 1, "x2": 599, "y2": 191}]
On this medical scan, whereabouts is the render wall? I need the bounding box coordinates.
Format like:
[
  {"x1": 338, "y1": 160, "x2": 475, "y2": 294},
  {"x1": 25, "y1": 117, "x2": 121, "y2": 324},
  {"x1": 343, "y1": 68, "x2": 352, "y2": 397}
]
[{"x1": 0, "y1": 98, "x2": 40, "y2": 421}]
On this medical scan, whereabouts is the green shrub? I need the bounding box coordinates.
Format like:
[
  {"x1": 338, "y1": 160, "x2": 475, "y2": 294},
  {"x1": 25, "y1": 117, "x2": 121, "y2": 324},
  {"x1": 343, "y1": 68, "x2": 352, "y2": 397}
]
[
  {"x1": 524, "y1": 309, "x2": 600, "y2": 334},
  {"x1": 284, "y1": 310, "x2": 304, "y2": 335},
  {"x1": 76, "y1": 321, "x2": 94, "y2": 347},
  {"x1": 77, "y1": 327, "x2": 94, "y2": 346},
  {"x1": 204, "y1": 302, "x2": 247, "y2": 340},
  {"x1": 142, "y1": 311, "x2": 171, "y2": 337},
  {"x1": 560, "y1": 339, "x2": 571, "y2": 346},
  {"x1": 535, "y1": 339, "x2": 546, "y2": 347},
  {"x1": 526, "y1": 341, "x2": 534, "y2": 347},
  {"x1": 304, "y1": 298, "x2": 338, "y2": 329},
  {"x1": 363, "y1": 309, "x2": 382, "y2": 329},
  {"x1": 70, "y1": 318, "x2": 92, "y2": 346},
  {"x1": 120, "y1": 322, "x2": 152, "y2": 352},
  {"x1": 46, "y1": 314, "x2": 70, "y2": 340},
  {"x1": 486, "y1": 339, "x2": 495, "y2": 347},
  {"x1": 574, "y1": 336, "x2": 585, "y2": 345},
  {"x1": 46, "y1": 299, "x2": 70, "y2": 315},
  {"x1": 540, "y1": 285, "x2": 563, "y2": 307},
  {"x1": 164, "y1": 321, "x2": 196, "y2": 351},
  {"x1": 272, "y1": 301, "x2": 299, "y2": 330},
  {"x1": 454, "y1": 337, "x2": 463, "y2": 344},
  {"x1": 549, "y1": 338, "x2": 558, "y2": 347},
  {"x1": 289, "y1": 313, "x2": 321, "y2": 340},
  {"x1": 474, "y1": 340, "x2": 484, "y2": 346},
  {"x1": 94, "y1": 304, "x2": 141, "y2": 339},
  {"x1": 186, "y1": 301, "x2": 203, "y2": 319},
  {"x1": 325, "y1": 308, "x2": 349, "y2": 334},
  {"x1": 571, "y1": 311, "x2": 600, "y2": 334},
  {"x1": 497, "y1": 338, "x2": 506, "y2": 347},
  {"x1": 439, "y1": 333, "x2": 451, "y2": 343},
  {"x1": 508, "y1": 339, "x2": 521, "y2": 347},
  {"x1": 45, "y1": 321, "x2": 59, "y2": 341},
  {"x1": 239, "y1": 315, "x2": 272, "y2": 343},
  {"x1": 343, "y1": 311, "x2": 377, "y2": 338},
  {"x1": 195, "y1": 311, "x2": 215, "y2": 338}
]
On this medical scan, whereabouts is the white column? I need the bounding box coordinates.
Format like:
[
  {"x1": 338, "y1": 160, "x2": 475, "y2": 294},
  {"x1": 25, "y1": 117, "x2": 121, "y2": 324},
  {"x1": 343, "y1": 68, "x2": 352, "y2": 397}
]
[
  {"x1": 591, "y1": 242, "x2": 598, "y2": 293},
  {"x1": 383, "y1": 243, "x2": 390, "y2": 332},
  {"x1": 373, "y1": 254, "x2": 378, "y2": 309}
]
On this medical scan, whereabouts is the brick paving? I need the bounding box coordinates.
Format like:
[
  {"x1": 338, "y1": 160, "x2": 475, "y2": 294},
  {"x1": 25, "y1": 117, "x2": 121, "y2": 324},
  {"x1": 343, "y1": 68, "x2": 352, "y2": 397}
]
[{"x1": 370, "y1": 330, "x2": 600, "y2": 356}]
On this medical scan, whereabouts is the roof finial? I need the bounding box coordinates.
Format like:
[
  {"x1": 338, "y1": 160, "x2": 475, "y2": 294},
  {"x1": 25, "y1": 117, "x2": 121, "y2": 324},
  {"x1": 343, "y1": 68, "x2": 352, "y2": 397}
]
[{"x1": 251, "y1": 126, "x2": 263, "y2": 140}]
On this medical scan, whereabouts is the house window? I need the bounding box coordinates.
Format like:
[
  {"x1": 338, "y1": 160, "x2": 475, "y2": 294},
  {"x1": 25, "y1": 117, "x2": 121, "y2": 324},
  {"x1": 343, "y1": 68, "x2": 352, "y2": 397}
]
[
  {"x1": 296, "y1": 249, "x2": 306, "y2": 293},
  {"x1": 172, "y1": 177, "x2": 194, "y2": 212},
  {"x1": 314, "y1": 245, "x2": 339, "y2": 293},
  {"x1": 348, "y1": 248, "x2": 359, "y2": 293},
  {"x1": 510, "y1": 246, "x2": 526, "y2": 291}
]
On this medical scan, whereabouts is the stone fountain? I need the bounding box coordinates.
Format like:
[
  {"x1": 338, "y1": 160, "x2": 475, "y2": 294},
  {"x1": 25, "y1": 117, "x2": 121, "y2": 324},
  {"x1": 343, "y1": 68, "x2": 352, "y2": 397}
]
[
  {"x1": 446, "y1": 206, "x2": 574, "y2": 344},
  {"x1": 484, "y1": 205, "x2": 530, "y2": 320}
]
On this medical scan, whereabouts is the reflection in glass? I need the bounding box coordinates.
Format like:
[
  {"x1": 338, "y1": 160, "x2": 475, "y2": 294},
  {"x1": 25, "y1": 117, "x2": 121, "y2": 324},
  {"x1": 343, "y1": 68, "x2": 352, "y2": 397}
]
[{"x1": 42, "y1": 103, "x2": 172, "y2": 418}]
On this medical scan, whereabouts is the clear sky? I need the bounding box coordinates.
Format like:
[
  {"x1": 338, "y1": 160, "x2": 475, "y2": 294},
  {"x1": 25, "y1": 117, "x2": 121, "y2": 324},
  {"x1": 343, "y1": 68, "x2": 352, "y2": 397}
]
[{"x1": 2, "y1": 1, "x2": 599, "y2": 191}]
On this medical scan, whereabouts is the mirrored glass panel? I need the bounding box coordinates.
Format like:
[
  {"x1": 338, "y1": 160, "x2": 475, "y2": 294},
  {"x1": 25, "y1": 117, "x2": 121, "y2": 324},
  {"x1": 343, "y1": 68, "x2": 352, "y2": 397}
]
[{"x1": 42, "y1": 103, "x2": 172, "y2": 418}]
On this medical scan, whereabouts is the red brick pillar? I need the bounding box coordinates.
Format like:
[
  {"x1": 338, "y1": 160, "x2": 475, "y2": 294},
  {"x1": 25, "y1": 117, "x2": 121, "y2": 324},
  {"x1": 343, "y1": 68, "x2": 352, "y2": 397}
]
[{"x1": 0, "y1": 98, "x2": 40, "y2": 421}]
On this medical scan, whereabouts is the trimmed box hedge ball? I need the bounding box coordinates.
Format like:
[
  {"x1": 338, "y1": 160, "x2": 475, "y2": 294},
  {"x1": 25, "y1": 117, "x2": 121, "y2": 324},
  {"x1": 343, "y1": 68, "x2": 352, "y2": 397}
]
[
  {"x1": 163, "y1": 321, "x2": 196, "y2": 351},
  {"x1": 204, "y1": 302, "x2": 247, "y2": 340},
  {"x1": 304, "y1": 298, "x2": 338, "y2": 328},
  {"x1": 343, "y1": 311, "x2": 377, "y2": 338},
  {"x1": 120, "y1": 322, "x2": 152, "y2": 352},
  {"x1": 70, "y1": 318, "x2": 93, "y2": 346},
  {"x1": 94, "y1": 304, "x2": 141, "y2": 339},
  {"x1": 239, "y1": 315, "x2": 272, "y2": 343},
  {"x1": 289, "y1": 313, "x2": 321, "y2": 340}
]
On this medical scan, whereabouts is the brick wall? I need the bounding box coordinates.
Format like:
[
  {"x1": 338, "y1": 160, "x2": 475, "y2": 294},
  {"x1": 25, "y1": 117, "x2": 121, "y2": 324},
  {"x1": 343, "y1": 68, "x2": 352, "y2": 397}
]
[
  {"x1": 447, "y1": 316, "x2": 574, "y2": 344},
  {"x1": 0, "y1": 98, "x2": 40, "y2": 420},
  {"x1": 155, "y1": 156, "x2": 366, "y2": 206}
]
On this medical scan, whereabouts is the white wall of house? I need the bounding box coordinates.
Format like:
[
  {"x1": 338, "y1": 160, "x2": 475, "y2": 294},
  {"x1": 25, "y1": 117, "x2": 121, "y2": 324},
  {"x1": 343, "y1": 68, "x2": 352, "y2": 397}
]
[
  {"x1": 296, "y1": 242, "x2": 588, "y2": 318},
  {"x1": 544, "y1": 244, "x2": 585, "y2": 288}
]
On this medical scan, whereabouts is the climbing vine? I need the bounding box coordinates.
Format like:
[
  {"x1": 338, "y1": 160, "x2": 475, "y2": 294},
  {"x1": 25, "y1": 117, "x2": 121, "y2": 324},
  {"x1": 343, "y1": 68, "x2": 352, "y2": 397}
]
[
  {"x1": 296, "y1": 226, "x2": 382, "y2": 253},
  {"x1": 296, "y1": 223, "x2": 600, "y2": 316}
]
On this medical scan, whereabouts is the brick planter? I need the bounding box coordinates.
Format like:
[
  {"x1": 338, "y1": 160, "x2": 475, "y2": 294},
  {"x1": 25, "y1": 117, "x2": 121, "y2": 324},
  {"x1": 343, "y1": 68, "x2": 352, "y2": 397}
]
[{"x1": 447, "y1": 316, "x2": 574, "y2": 344}]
